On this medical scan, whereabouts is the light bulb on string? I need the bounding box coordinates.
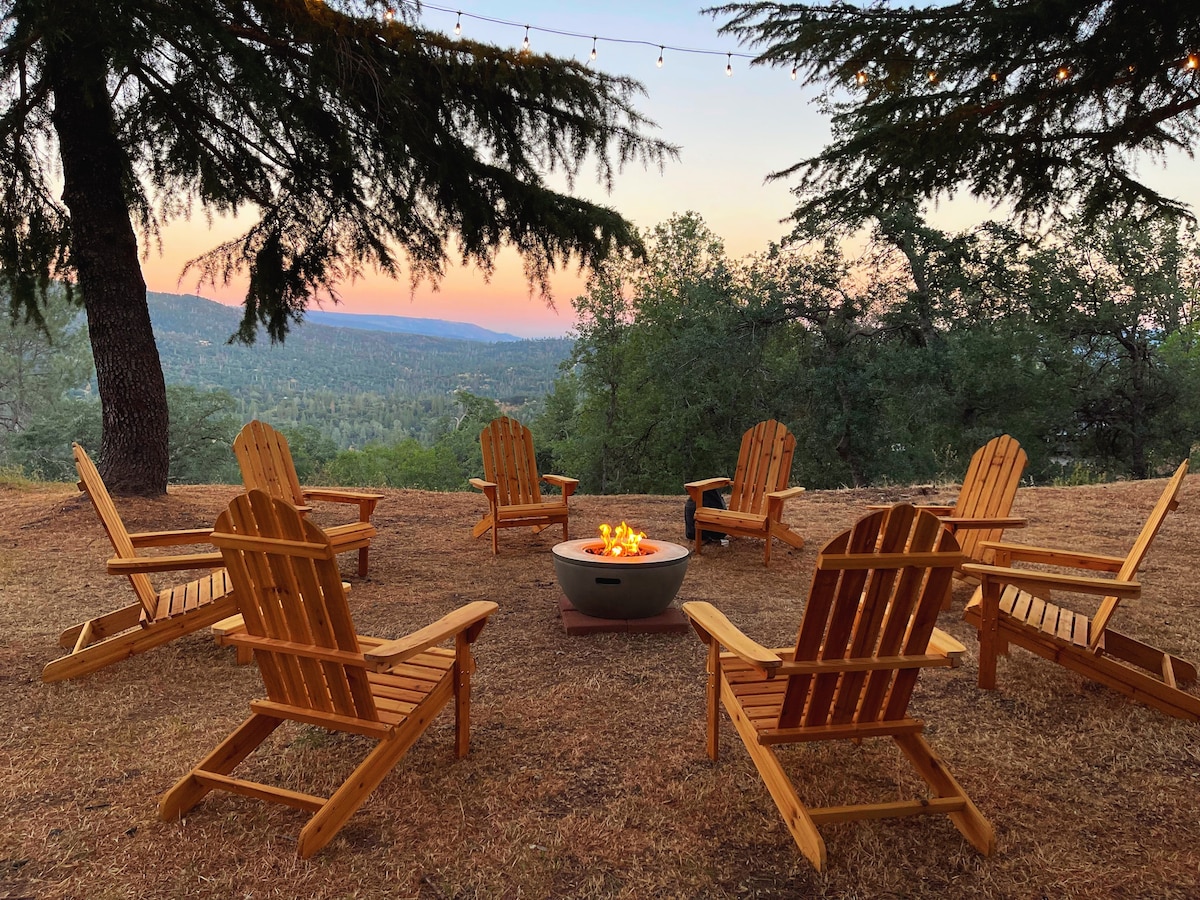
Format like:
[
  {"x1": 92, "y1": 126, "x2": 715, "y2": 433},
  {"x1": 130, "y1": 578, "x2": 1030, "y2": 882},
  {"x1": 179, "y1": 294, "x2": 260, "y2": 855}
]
[
  {"x1": 790, "y1": 61, "x2": 797, "y2": 81},
  {"x1": 1056, "y1": 65, "x2": 1071, "y2": 80},
  {"x1": 855, "y1": 70, "x2": 868, "y2": 86},
  {"x1": 454, "y1": 12, "x2": 461, "y2": 35},
  {"x1": 657, "y1": 46, "x2": 664, "y2": 68},
  {"x1": 590, "y1": 38, "x2": 597, "y2": 62},
  {"x1": 1187, "y1": 53, "x2": 1199, "y2": 71},
  {"x1": 927, "y1": 69, "x2": 938, "y2": 84},
  {"x1": 522, "y1": 26, "x2": 530, "y2": 52},
  {"x1": 725, "y1": 52, "x2": 732, "y2": 76},
  {"x1": 382, "y1": 7, "x2": 394, "y2": 23}
]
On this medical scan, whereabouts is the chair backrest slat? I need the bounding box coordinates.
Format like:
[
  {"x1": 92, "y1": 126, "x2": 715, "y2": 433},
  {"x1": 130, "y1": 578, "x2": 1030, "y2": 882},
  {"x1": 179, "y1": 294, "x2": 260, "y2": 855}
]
[
  {"x1": 233, "y1": 421, "x2": 306, "y2": 507},
  {"x1": 213, "y1": 491, "x2": 377, "y2": 723},
  {"x1": 1090, "y1": 460, "x2": 1188, "y2": 648},
  {"x1": 481, "y1": 417, "x2": 542, "y2": 507},
  {"x1": 778, "y1": 505, "x2": 963, "y2": 730},
  {"x1": 73, "y1": 444, "x2": 159, "y2": 615},
  {"x1": 728, "y1": 420, "x2": 796, "y2": 516}
]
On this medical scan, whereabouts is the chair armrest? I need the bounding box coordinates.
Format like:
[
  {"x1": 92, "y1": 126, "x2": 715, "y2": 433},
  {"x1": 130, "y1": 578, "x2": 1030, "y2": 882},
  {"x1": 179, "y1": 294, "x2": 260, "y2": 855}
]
[
  {"x1": 108, "y1": 552, "x2": 225, "y2": 574},
  {"x1": 977, "y1": 541, "x2": 1126, "y2": 571},
  {"x1": 212, "y1": 614, "x2": 246, "y2": 638},
  {"x1": 767, "y1": 486, "x2": 806, "y2": 502},
  {"x1": 469, "y1": 478, "x2": 498, "y2": 503},
  {"x1": 961, "y1": 563, "x2": 1141, "y2": 598},
  {"x1": 303, "y1": 489, "x2": 380, "y2": 523},
  {"x1": 682, "y1": 601, "x2": 782, "y2": 675},
  {"x1": 128, "y1": 528, "x2": 216, "y2": 548},
  {"x1": 684, "y1": 478, "x2": 730, "y2": 503},
  {"x1": 940, "y1": 516, "x2": 1027, "y2": 530},
  {"x1": 364, "y1": 600, "x2": 498, "y2": 668},
  {"x1": 303, "y1": 488, "x2": 383, "y2": 503},
  {"x1": 542, "y1": 475, "x2": 579, "y2": 498},
  {"x1": 918, "y1": 504, "x2": 956, "y2": 516},
  {"x1": 927, "y1": 627, "x2": 967, "y2": 663}
]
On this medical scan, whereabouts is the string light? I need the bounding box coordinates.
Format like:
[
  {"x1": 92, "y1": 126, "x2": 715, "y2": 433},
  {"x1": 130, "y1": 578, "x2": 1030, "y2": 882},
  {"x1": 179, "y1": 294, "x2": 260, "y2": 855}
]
[
  {"x1": 421, "y1": 3, "x2": 1158, "y2": 87},
  {"x1": 1187, "y1": 53, "x2": 1199, "y2": 71},
  {"x1": 383, "y1": 7, "x2": 395, "y2": 23},
  {"x1": 420, "y1": 4, "x2": 759, "y2": 76}
]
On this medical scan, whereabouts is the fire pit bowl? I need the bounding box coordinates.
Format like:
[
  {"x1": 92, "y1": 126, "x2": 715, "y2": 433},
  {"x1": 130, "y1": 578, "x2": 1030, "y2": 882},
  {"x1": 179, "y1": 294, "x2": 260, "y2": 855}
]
[{"x1": 552, "y1": 539, "x2": 691, "y2": 619}]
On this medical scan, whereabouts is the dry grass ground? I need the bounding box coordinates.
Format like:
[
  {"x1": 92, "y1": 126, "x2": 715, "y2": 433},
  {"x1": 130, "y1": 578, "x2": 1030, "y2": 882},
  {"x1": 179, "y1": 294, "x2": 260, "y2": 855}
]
[{"x1": 2, "y1": 477, "x2": 1199, "y2": 899}]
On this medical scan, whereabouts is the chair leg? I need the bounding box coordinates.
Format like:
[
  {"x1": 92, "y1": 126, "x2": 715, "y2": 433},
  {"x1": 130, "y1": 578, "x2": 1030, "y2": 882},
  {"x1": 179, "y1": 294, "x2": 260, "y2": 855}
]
[
  {"x1": 160, "y1": 714, "x2": 282, "y2": 821},
  {"x1": 454, "y1": 634, "x2": 474, "y2": 759},
  {"x1": 722, "y1": 678, "x2": 826, "y2": 870},
  {"x1": 357, "y1": 547, "x2": 369, "y2": 578},
  {"x1": 297, "y1": 700, "x2": 445, "y2": 858},
  {"x1": 43, "y1": 597, "x2": 238, "y2": 683},
  {"x1": 58, "y1": 603, "x2": 143, "y2": 648},
  {"x1": 976, "y1": 581, "x2": 1002, "y2": 691},
  {"x1": 705, "y1": 642, "x2": 721, "y2": 761},
  {"x1": 894, "y1": 732, "x2": 996, "y2": 857}
]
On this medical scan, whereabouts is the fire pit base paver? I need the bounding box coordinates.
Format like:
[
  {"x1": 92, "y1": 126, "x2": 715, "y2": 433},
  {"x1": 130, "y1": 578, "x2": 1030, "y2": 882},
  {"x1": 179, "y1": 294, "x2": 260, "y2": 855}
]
[{"x1": 557, "y1": 596, "x2": 689, "y2": 636}]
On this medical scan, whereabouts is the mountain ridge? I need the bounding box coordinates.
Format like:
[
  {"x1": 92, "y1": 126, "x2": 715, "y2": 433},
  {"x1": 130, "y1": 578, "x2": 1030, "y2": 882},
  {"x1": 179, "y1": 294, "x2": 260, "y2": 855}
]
[{"x1": 302, "y1": 309, "x2": 522, "y2": 342}]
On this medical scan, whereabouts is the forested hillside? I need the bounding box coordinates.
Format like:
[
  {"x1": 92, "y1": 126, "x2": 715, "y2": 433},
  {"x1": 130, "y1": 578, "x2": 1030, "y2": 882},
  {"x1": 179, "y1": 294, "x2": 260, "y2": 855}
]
[{"x1": 149, "y1": 293, "x2": 572, "y2": 447}]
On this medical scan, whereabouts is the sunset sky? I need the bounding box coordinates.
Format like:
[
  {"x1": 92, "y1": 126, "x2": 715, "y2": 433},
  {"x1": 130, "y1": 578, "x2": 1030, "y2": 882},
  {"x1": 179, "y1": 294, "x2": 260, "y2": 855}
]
[{"x1": 140, "y1": 2, "x2": 1200, "y2": 339}]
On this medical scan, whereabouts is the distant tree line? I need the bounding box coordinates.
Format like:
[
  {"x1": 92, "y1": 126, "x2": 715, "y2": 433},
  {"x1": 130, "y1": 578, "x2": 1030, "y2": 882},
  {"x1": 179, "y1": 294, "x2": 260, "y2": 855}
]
[
  {"x1": 4, "y1": 211, "x2": 1198, "y2": 493},
  {"x1": 532, "y1": 211, "x2": 1200, "y2": 493}
]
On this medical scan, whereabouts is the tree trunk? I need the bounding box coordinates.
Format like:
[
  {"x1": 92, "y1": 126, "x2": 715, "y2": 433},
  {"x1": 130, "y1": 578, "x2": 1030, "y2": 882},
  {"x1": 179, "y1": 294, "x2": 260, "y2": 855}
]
[{"x1": 46, "y1": 31, "x2": 170, "y2": 495}]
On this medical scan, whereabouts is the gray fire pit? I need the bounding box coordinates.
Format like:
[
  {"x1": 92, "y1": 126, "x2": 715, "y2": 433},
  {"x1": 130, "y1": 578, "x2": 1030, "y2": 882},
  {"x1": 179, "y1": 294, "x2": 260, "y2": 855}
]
[{"x1": 551, "y1": 539, "x2": 691, "y2": 619}]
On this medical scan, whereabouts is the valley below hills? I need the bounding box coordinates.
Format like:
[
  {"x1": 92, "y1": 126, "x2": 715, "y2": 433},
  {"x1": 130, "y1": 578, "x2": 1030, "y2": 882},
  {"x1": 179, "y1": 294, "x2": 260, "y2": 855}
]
[{"x1": 148, "y1": 292, "x2": 574, "y2": 447}]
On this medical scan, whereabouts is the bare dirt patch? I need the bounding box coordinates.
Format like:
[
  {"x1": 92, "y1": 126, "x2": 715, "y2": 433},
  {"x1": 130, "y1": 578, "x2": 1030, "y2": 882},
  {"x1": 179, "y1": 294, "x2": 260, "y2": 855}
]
[{"x1": 1, "y1": 479, "x2": 1199, "y2": 898}]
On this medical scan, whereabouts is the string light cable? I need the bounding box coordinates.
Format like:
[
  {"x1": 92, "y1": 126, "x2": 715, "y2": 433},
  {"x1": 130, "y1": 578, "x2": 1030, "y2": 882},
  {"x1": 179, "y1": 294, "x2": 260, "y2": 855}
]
[
  {"x1": 408, "y1": 2, "x2": 757, "y2": 73},
  {"x1": 383, "y1": 2, "x2": 1200, "y2": 87}
]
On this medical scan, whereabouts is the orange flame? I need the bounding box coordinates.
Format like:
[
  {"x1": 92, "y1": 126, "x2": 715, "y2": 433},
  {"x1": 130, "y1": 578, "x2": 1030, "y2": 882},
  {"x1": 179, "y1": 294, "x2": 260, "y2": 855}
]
[{"x1": 596, "y1": 521, "x2": 648, "y2": 557}]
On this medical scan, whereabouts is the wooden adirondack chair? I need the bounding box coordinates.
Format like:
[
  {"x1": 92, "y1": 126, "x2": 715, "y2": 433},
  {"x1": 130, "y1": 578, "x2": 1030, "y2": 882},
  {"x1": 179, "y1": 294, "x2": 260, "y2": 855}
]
[
  {"x1": 962, "y1": 460, "x2": 1199, "y2": 720},
  {"x1": 918, "y1": 434, "x2": 1028, "y2": 569},
  {"x1": 684, "y1": 420, "x2": 805, "y2": 565},
  {"x1": 682, "y1": 505, "x2": 994, "y2": 870},
  {"x1": 233, "y1": 419, "x2": 380, "y2": 576},
  {"x1": 42, "y1": 445, "x2": 237, "y2": 683},
  {"x1": 469, "y1": 416, "x2": 578, "y2": 554},
  {"x1": 161, "y1": 490, "x2": 497, "y2": 858},
  {"x1": 873, "y1": 434, "x2": 1028, "y2": 607}
]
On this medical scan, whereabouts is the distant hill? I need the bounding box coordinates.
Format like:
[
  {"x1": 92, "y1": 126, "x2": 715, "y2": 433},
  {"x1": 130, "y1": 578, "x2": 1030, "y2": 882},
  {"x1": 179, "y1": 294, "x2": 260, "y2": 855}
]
[
  {"x1": 303, "y1": 310, "x2": 521, "y2": 342},
  {"x1": 146, "y1": 293, "x2": 573, "y2": 448}
]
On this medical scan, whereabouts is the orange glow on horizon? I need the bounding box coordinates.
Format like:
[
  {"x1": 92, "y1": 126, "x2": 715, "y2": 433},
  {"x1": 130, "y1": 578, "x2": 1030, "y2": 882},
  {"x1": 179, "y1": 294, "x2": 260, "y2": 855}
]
[{"x1": 140, "y1": 217, "x2": 585, "y2": 338}]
